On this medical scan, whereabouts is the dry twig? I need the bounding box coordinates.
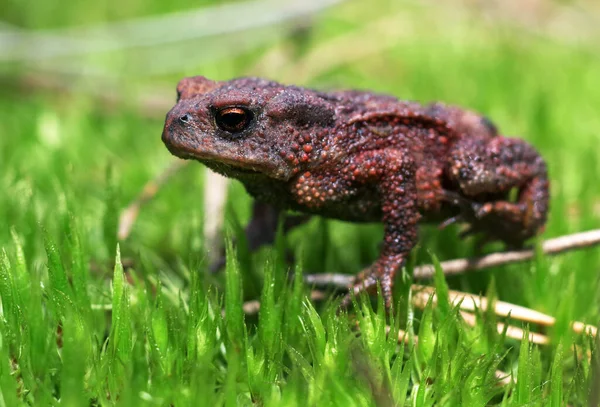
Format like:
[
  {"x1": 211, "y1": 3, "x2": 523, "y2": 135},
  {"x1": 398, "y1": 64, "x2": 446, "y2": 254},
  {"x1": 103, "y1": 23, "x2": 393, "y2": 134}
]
[
  {"x1": 304, "y1": 229, "x2": 600, "y2": 285},
  {"x1": 412, "y1": 285, "x2": 598, "y2": 337},
  {"x1": 239, "y1": 282, "x2": 597, "y2": 342},
  {"x1": 240, "y1": 290, "x2": 327, "y2": 315},
  {"x1": 414, "y1": 229, "x2": 600, "y2": 279},
  {"x1": 459, "y1": 311, "x2": 550, "y2": 345}
]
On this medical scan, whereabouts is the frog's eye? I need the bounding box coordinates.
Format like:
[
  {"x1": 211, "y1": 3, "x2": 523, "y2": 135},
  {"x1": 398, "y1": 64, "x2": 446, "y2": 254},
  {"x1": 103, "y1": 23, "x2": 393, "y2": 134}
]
[{"x1": 215, "y1": 107, "x2": 253, "y2": 133}]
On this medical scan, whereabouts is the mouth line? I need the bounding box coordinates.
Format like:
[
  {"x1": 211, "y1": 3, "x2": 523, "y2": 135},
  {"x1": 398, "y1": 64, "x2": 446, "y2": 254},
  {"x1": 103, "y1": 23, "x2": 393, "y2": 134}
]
[
  {"x1": 217, "y1": 163, "x2": 262, "y2": 175},
  {"x1": 164, "y1": 135, "x2": 291, "y2": 181},
  {"x1": 174, "y1": 146, "x2": 266, "y2": 177}
]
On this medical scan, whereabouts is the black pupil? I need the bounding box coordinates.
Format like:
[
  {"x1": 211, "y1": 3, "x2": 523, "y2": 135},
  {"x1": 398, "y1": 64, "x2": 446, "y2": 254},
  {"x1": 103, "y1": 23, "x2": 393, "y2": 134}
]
[
  {"x1": 179, "y1": 114, "x2": 191, "y2": 124},
  {"x1": 217, "y1": 109, "x2": 249, "y2": 132}
]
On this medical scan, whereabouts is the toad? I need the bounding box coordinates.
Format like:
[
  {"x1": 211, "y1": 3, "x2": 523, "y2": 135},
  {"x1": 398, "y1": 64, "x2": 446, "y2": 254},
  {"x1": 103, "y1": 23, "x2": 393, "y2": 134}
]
[{"x1": 162, "y1": 76, "x2": 549, "y2": 308}]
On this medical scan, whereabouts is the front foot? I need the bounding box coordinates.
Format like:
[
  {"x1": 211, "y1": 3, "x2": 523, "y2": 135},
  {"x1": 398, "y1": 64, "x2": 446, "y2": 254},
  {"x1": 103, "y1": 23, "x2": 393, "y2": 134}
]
[
  {"x1": 209, "y1": 202, "x2": 311, "y2": 273},
  {"x1": 339, "y1": 255, "x2": 404, "y2": 310}
]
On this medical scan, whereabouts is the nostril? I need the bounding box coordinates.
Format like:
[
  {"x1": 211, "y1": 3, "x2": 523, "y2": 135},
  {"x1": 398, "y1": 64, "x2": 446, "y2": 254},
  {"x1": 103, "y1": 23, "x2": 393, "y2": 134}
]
[{"x1": 178, "y1": 114, "x2": 191, "y2": 124}]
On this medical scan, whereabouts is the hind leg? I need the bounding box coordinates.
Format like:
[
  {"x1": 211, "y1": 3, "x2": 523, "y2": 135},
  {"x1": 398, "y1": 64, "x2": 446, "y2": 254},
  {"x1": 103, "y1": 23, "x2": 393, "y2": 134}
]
[{"x1": 447, "y1": 136, "x2": 549, "y2": 246}]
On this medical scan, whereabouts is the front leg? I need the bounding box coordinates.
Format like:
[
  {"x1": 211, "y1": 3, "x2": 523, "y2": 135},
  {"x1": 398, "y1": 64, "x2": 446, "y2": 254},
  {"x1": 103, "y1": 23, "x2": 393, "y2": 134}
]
[
  {"x1": 348, "y1": 150, "x2": 420, "y2": 308},
  {"x1": 293, "y1": 149, "x2": 419, "y2": 308},
  {"x1": 210, "y1": 201, "x2": 310, "y2": 272}
]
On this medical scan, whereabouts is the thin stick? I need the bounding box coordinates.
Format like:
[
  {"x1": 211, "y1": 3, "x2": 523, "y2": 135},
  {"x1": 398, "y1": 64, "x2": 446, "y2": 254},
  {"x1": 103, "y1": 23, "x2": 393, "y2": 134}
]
[
  {"x1": 304, "y1": 229, "x2": 600, "y2": 284},
  {"x1": 241, "y1": 285, "x2": 597, "y2": 341},
  {"x1": 239, "y1": 290, "x2": 327, "y2": 315},
  {"x1": 414, "y1": 229, "x2": 600, "y2": 279},
  {"x1": 118, "y1": 160, "x2": 188, "y2": 240},
  {"x1": 383, "y1": 325, "x2": 412, "y2": 345},
  {"x1": 495, "y1": 370, "x2": 513, "y2": 387},
  {"x1": 412, "y1": 285, "x2": 598, "y2": 337},
  {"x1": 460, "y1": 311, "x2": 591, "y2": 365},
  {"x1": 460, "y1": 311, "x2": 550, "y2": 345}
]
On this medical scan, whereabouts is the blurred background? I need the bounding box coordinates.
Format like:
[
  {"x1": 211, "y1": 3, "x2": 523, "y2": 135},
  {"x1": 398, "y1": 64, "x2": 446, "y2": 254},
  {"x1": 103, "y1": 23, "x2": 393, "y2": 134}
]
[{"x1": 1, "y1": 0, "x2": 600, "y2": 308}]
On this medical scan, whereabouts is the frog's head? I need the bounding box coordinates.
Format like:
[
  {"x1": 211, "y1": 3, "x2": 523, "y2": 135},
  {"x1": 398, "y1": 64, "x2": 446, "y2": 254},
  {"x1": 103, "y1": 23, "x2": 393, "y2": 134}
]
[{"x1": 162, "y1": 76, "x2": 336, "y2": 181}]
